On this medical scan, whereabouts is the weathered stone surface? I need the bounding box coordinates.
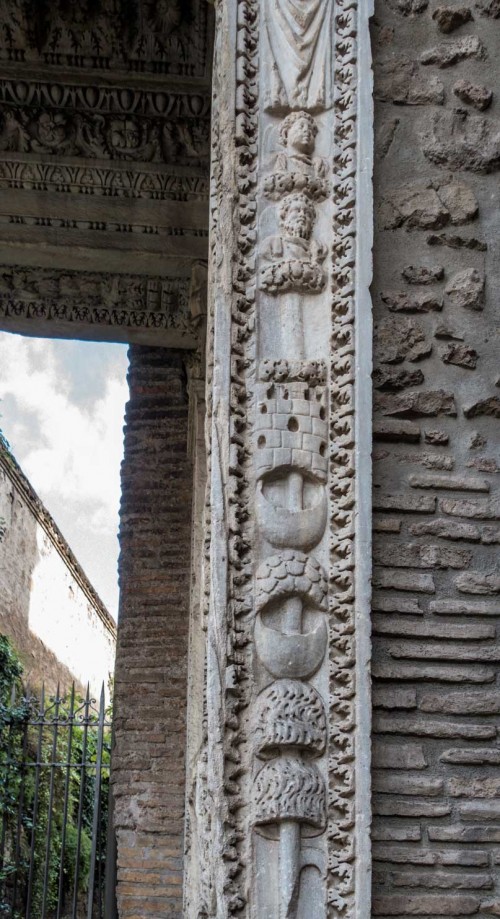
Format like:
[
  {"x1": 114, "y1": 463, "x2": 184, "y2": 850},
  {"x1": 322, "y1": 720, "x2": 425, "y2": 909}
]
[
  {"x1": 372, "y1": 594, "x2": 423, "y2": 613},
  {"x1": 481, "y1": 526, "x2": 500, "y2": 544},
  {"x1": 373, "y1": 366, "x2": 425, "y2": 391},
  {"x1": 373, "y1": 493, "x2": 436, "y2": 513},
  {"x1": 373, "y1": 516, "x2": 402, "y2": 533},
  {"x1": 376, "y1": 316, "x2": 431, "y2": 364},
  {"x1": 424, "y1": 429, "x2": 449, "y2": 445},
  {"x1": 409, "y1": 518, "x2": 480, "y2": 540},
  {"x1": 374, "y1": 419, "x2": 422, "y2": 442},
  {"x1": 380, "y1": 181, "x2": 478, "y2": 229},
  {"x1": 390, "y1": 641, "x2": 500, "y2": 662},
  {"x1": 373, "y1": 797, "x2": 451, "y2": 817},
  {"x1": 374, "y1": 541, "x2": 472, "y2": 568},
  {"x1": 375, "y1": 617, "x2": 492, "y2": 639},
  {"x1": 402, "y1": 264, "x2": 444, "y2": 284},
  {"x1": 372, "y1": 826, "x2": 422, "y2": 842},
  {"x1": 420, "y1": 689, "x2": 500, "y2": 714},
  {"x1": 442, "y1": 342, "x2": 478, "y2": 368},
  {"x1": 378, "y1": 389, "x2": 457, "y2": 417},
  {"x1": 477, "y1": 0, "x2": 500, "y2": 15},
  {"x1": 392, "y1": 871, "x2": 492, "y2": 889},
  {"x1": 427, "y1": 232, "x2": 487, "y2": 249},
  {"x1": 373, "y1": 714, "x2": 496, "y2": 738},
  {"x1": 429, "y1": 826, "x2": 500, "y2": 843},
  {"x1": 441, "y1": 496, "x2": 500, "y2": 519},
  {"x1": 386, "y1": 0, "x2": 429, "y2": 13},
  {"x1": 373, "y1": 773, "x2": 443, "y2": 795},
  {"x1": 376, "y1": 57, "x2": 445, "y2": 105},
  {"x1": 481, "y1": 900, "x2": 500, "y2": 915},
  {"x1": 430, "y1": 598, "x2": 500, "y2": 614},
  {"x1": 435, "y1": 322, "x2": 465, "y2": 340},
  {"x1": 423, "y1": 111, "x2": 500, "y2": 173},
  {"x1": 468, "y1": 457, "x2": 500, "y2": 473},
  {"x1": 421, "y1": 35, "x2": 484, "y2": 66},
  {"x1": 410, "y1": 472, "x2": 489, "y2": 491},
  {"x1": 372, "y1": 661, "x2": 495, "y2": 682},
  {"x1": 372, "y1": 687, "x2": 418, "y2": 709},
  {"x1": 416, "y1": 452, "x2": 454, "y2": 470},
  {"x1": 457, "y1": 571, "x2": 500, "y2": 594},
  {"x1": 445, "y1": 268, "x2": 485, "y2": 311},
  {"x1": 373, "y1": 893, "x2": 480, "y2": 914},
  {"x1": 372, "y1": 742, "x2": 425, "y2": 768},
  {"x1": 381, "y1": 290, "x2": 443, "y2": 313},
  {"x1": 464, "y1": 396, "x2": 500, "y2": 418},
  {"x1": 450, "y1": 778, "x2": 500, "y2": 798},
  {"x1": 374, "y1": 846, "x2": 489, "y2": 866},
  {"x1": 432, "y1": 6, "x2": 474, "y2": 31},
  {"x1": 454, "y1": 79, "x2": 493, "y2": 111},
  {"x1": 372, "y1": 567, "x2": 435, "y2": 592},
  {"x1": 441, "y1": 748, "x2": 500, "y2": 765}
]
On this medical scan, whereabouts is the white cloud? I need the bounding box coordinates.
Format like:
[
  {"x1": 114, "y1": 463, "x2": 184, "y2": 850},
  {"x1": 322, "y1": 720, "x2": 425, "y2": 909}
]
[{"x1": 0, "y1": 332, "x2": 129, "y2": 617}]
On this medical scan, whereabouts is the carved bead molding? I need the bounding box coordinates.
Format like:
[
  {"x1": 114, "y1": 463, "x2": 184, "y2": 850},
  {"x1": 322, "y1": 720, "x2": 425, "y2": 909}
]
[{"x1": 198, "y1": 1, "x2": 374, "y2": 917}]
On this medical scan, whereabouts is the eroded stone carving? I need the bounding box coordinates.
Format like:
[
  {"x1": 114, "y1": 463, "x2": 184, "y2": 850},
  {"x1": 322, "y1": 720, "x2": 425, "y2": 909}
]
[
  {"x1": 262, "y1": 0, "x2": 333, "y2": 113},
  {"x1": 259, "y1": 192, "x2": 326, "y2": 293},
  {"x1": 202, "y1": 0, "x2": 371, "y2": 916},
  {"x1": 263, "y1": 111, "x2": 329, "y2": 201},
  {"x1": 254, "y1": 680, "x2": 327, "y2": 758},
  {"x1": 0, "y1": 266, "x2": 195, "y2": 337}
]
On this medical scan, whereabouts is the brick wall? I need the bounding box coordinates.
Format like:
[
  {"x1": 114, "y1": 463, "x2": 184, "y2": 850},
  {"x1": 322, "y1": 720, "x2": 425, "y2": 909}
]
[
  {"x1": 112, "y1": 347, "x2": 192, "y2": 919},
  {"x1": 372, "y1": 2, "x2": 500, "y2": 915}
]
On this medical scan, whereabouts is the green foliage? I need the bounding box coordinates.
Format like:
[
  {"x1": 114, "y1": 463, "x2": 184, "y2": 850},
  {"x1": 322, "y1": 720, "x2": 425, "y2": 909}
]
[{"x1": 0, "y1": 636, "x2": 112, "y2": 916}]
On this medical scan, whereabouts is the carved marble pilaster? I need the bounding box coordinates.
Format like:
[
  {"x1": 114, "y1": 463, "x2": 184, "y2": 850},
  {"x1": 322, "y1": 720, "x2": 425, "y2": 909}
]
[{"x1": 200, "y1": 1, "x2": 374, "y2": 918}]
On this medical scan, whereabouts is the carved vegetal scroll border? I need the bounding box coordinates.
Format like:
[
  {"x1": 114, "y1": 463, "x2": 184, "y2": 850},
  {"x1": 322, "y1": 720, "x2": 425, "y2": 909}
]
[{"x1": 201, "y1": 1, "x2": 373, "y2": 917}]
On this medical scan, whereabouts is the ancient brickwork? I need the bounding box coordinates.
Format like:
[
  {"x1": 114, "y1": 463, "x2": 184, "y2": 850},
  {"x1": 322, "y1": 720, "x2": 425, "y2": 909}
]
[
  {"x1": 113, "y1": 346, "x2": 192, "y2": 919},
  {"x1": 372, "y1": 2, "x2": 500, "y2": 915}
]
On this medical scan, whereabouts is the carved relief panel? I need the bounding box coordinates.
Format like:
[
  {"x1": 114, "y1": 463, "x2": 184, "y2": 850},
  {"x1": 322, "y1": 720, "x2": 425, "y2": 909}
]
[{"x1": 200, "y1": 0, "x2": 373, "y2": 917}]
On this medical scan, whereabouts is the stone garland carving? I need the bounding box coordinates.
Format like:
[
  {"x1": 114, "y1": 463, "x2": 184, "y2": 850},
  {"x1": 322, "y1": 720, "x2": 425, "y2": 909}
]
[
  {"x1": 0, "y1": 85, "x2": 210, "y2": 165},
  {"x1": 0, "y1": 266, "x2": 195, "y2": 335}
]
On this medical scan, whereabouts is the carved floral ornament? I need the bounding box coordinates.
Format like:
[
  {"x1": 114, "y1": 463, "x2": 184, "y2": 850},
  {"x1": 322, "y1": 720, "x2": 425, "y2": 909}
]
[{"x1": 200, "y1": 0, "x2": 370, "y2": 916}]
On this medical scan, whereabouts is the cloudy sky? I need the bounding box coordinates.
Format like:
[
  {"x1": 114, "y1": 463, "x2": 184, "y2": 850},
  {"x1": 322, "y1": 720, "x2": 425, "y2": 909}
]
[{"x1": 0, "y1": 332, "x2": 129, "y2": 619}]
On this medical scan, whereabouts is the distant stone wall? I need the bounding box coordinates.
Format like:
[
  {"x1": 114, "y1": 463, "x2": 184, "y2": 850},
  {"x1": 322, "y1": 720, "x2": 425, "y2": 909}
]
[
  {"x1": 372, "y1": 2, "x2": 500, "y2": 915},
  {"x1": 0, "y1": 446, "x2": 116, "y2": 696},
  {"x1": 113, "y1": 347, "x2": 193, "y2": 919}
]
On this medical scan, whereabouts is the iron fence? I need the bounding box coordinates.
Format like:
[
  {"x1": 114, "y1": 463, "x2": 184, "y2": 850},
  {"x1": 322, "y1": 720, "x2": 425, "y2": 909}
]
[{"x1": 0, "y1": 682, "x2": 112, "y2": 919}]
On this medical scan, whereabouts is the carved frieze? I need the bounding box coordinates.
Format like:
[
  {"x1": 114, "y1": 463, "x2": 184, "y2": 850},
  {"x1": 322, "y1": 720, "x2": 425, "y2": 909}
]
[
  {"x1": 0, "y1": 80, "x2": 210, "y2": 165},
  {"x1": 0, "y1": 265, "x2": 196, "y2": 340},
  {"x1": 0, "y1": 0, "x2": 212, "y2": 80}
]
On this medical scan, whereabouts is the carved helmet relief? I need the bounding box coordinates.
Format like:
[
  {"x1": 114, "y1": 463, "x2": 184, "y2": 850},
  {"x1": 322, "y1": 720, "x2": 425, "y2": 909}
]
[{"x1": 250, "y1": 6, "x2": 334, "y2": 916}]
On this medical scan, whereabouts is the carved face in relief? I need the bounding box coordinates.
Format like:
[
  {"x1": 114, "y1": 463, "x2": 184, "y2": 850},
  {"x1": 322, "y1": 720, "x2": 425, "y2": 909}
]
[
  {"x1": 279, "y1": 111, "x2": 318, "y2": 156},
  {"x1": 279, "y1": 194, "x2": 316, "y2": 239}
]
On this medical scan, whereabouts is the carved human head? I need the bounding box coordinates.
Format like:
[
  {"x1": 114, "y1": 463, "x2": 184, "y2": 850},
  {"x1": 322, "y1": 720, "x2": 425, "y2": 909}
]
[
  {"x1": 279, "y1": 111, "x2": 318, "y2": 155},
  {"x1": 279, "y1": 193, "x2": 316, "y2": 239}
]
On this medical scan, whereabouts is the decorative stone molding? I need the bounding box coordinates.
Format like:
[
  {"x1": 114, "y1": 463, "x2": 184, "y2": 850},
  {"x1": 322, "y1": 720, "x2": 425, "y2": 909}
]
[
  {"x1": 0, "y1": 265, "x2": 198, "y2": 346},
  {"x1": 0, "y1": 0, "x2": 212, "y2": 81},
  {"x1": 199, "y1": 1, "x2": 374, "y2": 917}
]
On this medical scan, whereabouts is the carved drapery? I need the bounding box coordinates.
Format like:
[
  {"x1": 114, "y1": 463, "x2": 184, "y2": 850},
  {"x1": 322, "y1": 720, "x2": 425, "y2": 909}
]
[{"x1": 198, "y1": 1, "x2": 374, "y2": 917}]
